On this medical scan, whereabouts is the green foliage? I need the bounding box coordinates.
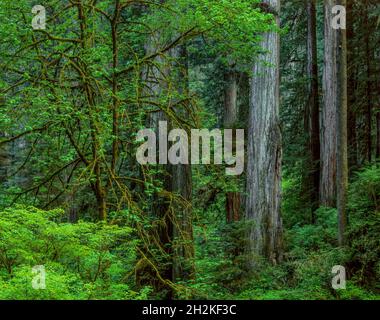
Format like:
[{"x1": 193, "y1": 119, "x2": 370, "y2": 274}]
[
  {"x1": 194, "y1": 221, "x2": 252, "y2": 297},
  {"x1": 229, "y1": 166, "x2": 380, "y2": 301},
  {"x1": 334, "y1": 282, "x2": 379, "y2": 300},
  {"x1": 235, "y1": 209, "x2": 346, "y2": 300},
  {"x1": 282, "y1": 175, "x2": 312, "y2": 228},
  {"x1": 0, "y1": 206, "x2": 150, "y2": 300},
  {"x1": 147, "y1": 0, "x2": 276, "y2": 66},
  {"x1": 346, "y1": 165, "x2": 380, "y2": 289},
  {"x1": 183, "y1": 163, "x2": 380, "y2": 300},
  {"x1": 0, "y1": 0, "x2": 378, "y2": 302},
  {"x1": 287, "y1": 207, "x2": 338, "y2": 254}
]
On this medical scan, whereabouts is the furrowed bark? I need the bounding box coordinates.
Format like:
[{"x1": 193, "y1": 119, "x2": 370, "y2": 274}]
[
  {"x1": 321, "y1": 0, "x2": 338, "y2": 207},
  {"x1": 246, "y1": 0, "x2": 283, "y2": 264}
]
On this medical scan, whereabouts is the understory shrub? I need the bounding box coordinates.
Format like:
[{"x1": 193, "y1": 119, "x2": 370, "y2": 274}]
[{"x1": 0, "y1": 206, "x2": 151, "y2": 300}]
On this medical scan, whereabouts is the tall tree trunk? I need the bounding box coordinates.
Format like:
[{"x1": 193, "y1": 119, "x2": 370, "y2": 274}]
[
  {"x1": 336, "y1": 0, "x2": 348, "y2": 246},
  {"x1": 306, "y1": 0, "x2": 321, "y2": 221},
  {"x1": 347, "y1": 0, "x2": 358, "y2": 169},
  {"x1": 364, "y1": 0, "x2": 372, "y2": 163},
  {"x1": 170, "y1": 161, "x2": 194, "y2": 282},
  {"x1": 377, "y1": 112, "x2": 380, "y2": 159},
  {"x1": 224, "y1": 66, "x2": 241, "y2": 223},
  {"x1": 170, "y1": 44, "x2": 195, "y2": 284},
  {"x1": 145, "y1": 35, "x2": 195, "y2": 298},
  {"x1": 0, "y1": 99, "x2": 7, "y2": 185},
  {"x1": 142, "y1": 32, "x2": 174, "y2": 294},
  {"x1": 224, "y1": 69, "x2": 238, "y2": 129},
  {"x1": 321, "y1": 0, "x2": 338, "y2": 207},
  {"x1": 246, "y1": 0, "x2": 283, "y2": 264},
  {"x1": 142, "y1": 36, "x2": 195, "y2": 290},
  {"x1": 76, "y1": 1, "x2": 107, "y2": 221}
]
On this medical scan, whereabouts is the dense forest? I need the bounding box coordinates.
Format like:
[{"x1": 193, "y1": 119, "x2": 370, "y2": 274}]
[{"x1": 0, "y1": 0, "x2": 379, "y2": 300}]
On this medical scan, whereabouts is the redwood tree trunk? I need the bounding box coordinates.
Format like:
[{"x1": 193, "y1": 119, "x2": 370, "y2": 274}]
[
  {"x1": 321, "y1": 0, "x2": 338, "y2": 207},
  {"x1": 143, "y1": 37, "x2": 194, "y2": 291},
  {"x1": 306, "y1": 0, "x2": 321, "y2": 220},
  {"x1": 224, "y1": 67, "x2": 241, "y2": 223},
  {"x1": 377, "y1": 112, "x2": 380, "y2": 159},
  {"x1": 143, "y1": 32, "x2": 174, "y2": 293},
  {"x1": 170, "y1": 44, "x2": 195, "y2": 283},
  {"x1": 246, "y1": 0, "x2": 283, "y2": 264},
  {"x1": 336, "y1": 0, "x2": 348, "y2": 246},
  {"x1": 226, "y1": 192, "x2": 241, "y2": 222},
  {"x1": 224, "y1": 70, "x2": 238, "y2": 129},
  {"x1": 364, "y1": 0, "x2": 372, "y2": 163},
  {"x1": 347, "y1": 0, "x2": 358, "y2": 169}
]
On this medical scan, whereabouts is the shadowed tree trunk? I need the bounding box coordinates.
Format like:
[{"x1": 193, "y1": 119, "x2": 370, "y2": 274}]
[
  {"x1": 377, "y1": 57, "x2": 380, "y2": 160},
  {"x1": 144, "y1": 29, "x2": 195, "y2": 295},
  {"x1": 141, "y1": 31, "x2": 174, "y2": 294},
  {"x1": 347, "y1": 0, "x2": 358, "y2": 170},
  {"x1": 306, "y1": 0, "x2": 321, "y2": 221},
  {"x1": 0, "y1": 133, "x2": 10, "y2": 185},
  {"x1": 226, "y1": 192, "x2": 241, "y2": 222},
  {"x1": 364, "y1": 0, "x2": 372, "y2": 163},
  {"x1": 377, "y1": 112, "x2": 380, "y2": 159},
  {"x1": 224, "y1": 65, "x2": 241, "y2": 223},
  {"x1": 170, "y1": 159, "x2": 194, "y2": 282},
  {"x1": 224, "y1": 69, "x2": 238, "y2": 129},
  {"x1": 169, "y1": 44, "x2": 195, "y2": 284},
  {"x1": 336, "y1": 0, "x2": 348, "y2": 246},
  {"x1": 246, "y1": 0, "x2": 283, "y2": 264}
]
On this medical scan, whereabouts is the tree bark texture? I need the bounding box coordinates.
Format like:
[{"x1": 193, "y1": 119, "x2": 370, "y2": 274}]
[
  {"x1": 246, "y1": 0, "x2": 283, "y2": 264},
  {"x1": 321, "y1": 0, "x2": 338, "y2": 207}
]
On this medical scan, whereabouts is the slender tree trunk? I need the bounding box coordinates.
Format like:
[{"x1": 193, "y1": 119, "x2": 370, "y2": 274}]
[
  {"x1": 0, "y1": 101, "x2": 8, "y2": 184},
  {"x1": 347, "y1": 0, "x2": 358, "y2": 169},
  {"x1": 306, "y1": 0, "x2": 321, "y2": 221},
  {"x1": 111, "y1": 0, "x2": 121, "y2": 174},
  {"x1": 377, "y1": 10, "x2": 380, "y2": 159},
  {"x1": 76, "y1": 1, "x2": 107, "y2": 221},
  {"x1": 170, "y1": 44, "x2": 195, "y2": 284},
  {"x1": 224, "y1": 69, "x2": 238, "y2": 129},
  {"x1": 336, "y1": 0, "x2": 348, "y2": 246},
  {"x1": 364, "y1": 0, "x2": 372, "y2": 163},
  {"x1": 246, "y1": 0, "x2": 283, "y2": 264},
  {"x1": 224, "y1": 66, "x2": 241, "y2": 223},
  {"x1": 375, "y1": 20, "x2": 380, "y2": 160},
  {"x1": 226, "y1": 192, "x2": 241, "y2": 222},
  {"x1": 170, "y1": 160, "x2": 194, "y2": 282},
  {"x1": 0, "y1": 133, "x2": 10, "y2": 185},
  {"x1": 321, "y1": 0, "x2": 338, "y2": 207},
  {"x1": 377, "y1": 112, "x2": 380, "y2": 159},
  {"x1": 94, "y1": 185, "x2": 107, "y2": 220}
]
